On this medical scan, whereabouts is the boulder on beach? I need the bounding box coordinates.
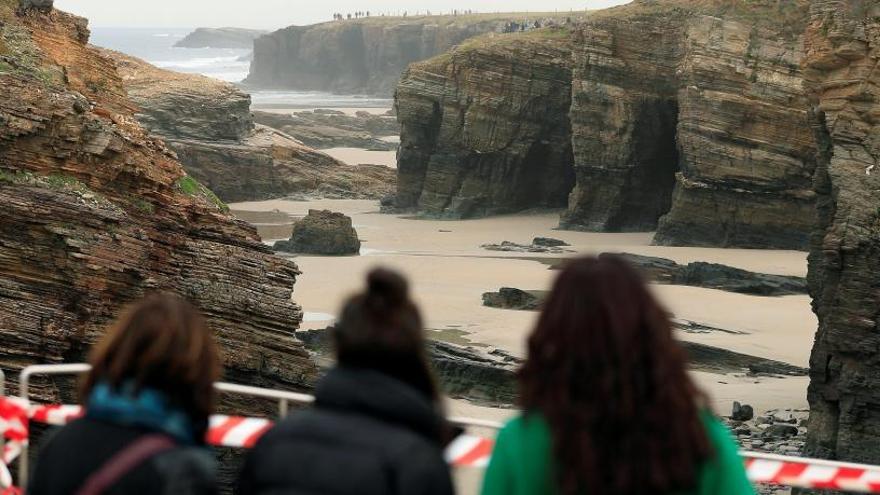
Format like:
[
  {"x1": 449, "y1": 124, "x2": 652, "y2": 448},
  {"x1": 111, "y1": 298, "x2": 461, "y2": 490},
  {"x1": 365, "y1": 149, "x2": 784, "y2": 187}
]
[
  {"x1": 532, "y1": 237, "x2": 569, "y2": 247},
  {"x1": 482, "y1": 288, "x2": 543, "y2": 311},
  {"x1": 731, "y1": 401, "x2": 755, "y2": 421},
  {"x1": 274, "y1": 209, "x2": 361, "y2": 256}
]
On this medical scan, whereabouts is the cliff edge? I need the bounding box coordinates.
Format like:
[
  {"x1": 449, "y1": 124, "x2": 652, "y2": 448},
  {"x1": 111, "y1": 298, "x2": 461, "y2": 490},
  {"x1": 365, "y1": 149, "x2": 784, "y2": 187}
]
[
  {"x1": 103, "y1": 49, "x2": 396, "y2": 202},
  {"x1": 245, "y1": 13, "x2": 577, "y2": 95},
  {"x1": 394, "y1": 1, "x2": 816, "y2": 249},
  {"x1": 0, "y1": 0, "x2": 317, "y2": 398}
]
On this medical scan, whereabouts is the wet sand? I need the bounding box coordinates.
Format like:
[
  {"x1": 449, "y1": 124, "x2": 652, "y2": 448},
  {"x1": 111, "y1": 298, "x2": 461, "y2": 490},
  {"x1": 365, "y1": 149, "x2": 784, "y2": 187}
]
[
  {"x1": 323, "y1": 147, "x2": 398, "y2": 168},
  {"x1": 231, "y1": 198, "x2": 815, "y2": 418}
]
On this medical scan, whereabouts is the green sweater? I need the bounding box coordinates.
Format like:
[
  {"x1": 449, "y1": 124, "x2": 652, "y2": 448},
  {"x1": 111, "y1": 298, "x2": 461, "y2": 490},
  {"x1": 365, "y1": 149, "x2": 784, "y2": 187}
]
[{"x1": 481, "y1": 412, "x2": 755, "y2": 495}]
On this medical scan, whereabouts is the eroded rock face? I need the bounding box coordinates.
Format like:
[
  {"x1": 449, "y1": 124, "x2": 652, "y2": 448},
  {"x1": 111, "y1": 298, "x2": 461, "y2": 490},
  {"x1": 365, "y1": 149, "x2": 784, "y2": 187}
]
[
  {"x1": 561, "y1": 13, "x2": 685, "y2": 232},
  {"x1": 0, "y1": 6, "x2": 317, "y2": 399},
  {"x1": 102, "y1": 49, "x2": 395, "y2": 202},
  {"x1": 274, "y1": 210, "x2": 361, "y2": 255},
  {"x1": 802, "y1": 0, "x2": 880, "y2": 464},
  {"x1": 394, "y1": 3, "x2": 817, "y2": 248},
  {"x1": 395, "y1": 33, "x2": 576, "y2": 217},
  {"x1": 653, "y1": 17, "x2": 817, "y2": 248},
  {"x1": 246, "y1": 15, "x2": 570, "y2": 95}
]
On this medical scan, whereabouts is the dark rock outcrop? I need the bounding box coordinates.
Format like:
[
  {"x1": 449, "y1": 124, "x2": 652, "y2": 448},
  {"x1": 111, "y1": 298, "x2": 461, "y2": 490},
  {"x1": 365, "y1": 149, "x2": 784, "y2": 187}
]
[
  {"x1": 802, "y1": 0, "x2": 880, "y2": 465},
  {"x1": 253, "y1": 110, "x2": 399, "y2": 150},
  {"x1": 296, "y1": 328, "x2": 518, "y2": 406},
  {"x1": 532, "y1": 237, "x2": 569, "y2": 247},
  {"x1": 394, "y1": 2, "x2": 817, "y2": 249},
  {"x1": 103, "y1": 49, "x2": 396, "y2": 202},
  {"x1": 617, "y1": 254, "x2": 808, "y2": 296},
  {"x1": 174, "y1": 27, "x2": 266, "y2": 49},
  {"x1": 19, "y1": 0, "x2": 52, "y2": 11},
  {"x1": 481, "y1": 240, "x2": 574, "y2": 254},
  {"x1": 0, "y1": 3, "x2": 318, "y2": 403},
  {"x1": 396, "y1": 31, "x2": 576, "y2": 217},
  {"x1": 482, "y1": 288, "x2": 542, "y2": 311},
  {"x1": 246, "y1": 14, "x2": 575, "y2": 95},
  {"x1": 274, "y1": 210, "x2": 361, "y2": 255}
]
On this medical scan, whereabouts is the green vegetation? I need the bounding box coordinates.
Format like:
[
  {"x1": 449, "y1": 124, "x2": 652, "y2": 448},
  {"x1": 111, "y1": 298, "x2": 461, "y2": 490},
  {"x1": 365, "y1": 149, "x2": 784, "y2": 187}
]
[
  {"x1": 175, "y1": 175, "x2": 229, "y2": 213},
  {"x1": 0, "y1": 10, "x2": 64, "y2": 87},
  {"x1": 130, "y1": 197, "x2": 156, "y2": 214}
]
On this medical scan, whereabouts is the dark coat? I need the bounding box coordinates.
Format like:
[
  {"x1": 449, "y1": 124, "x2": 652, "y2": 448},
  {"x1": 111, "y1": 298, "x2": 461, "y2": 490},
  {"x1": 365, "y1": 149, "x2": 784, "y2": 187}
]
[
  {"x1": 27, "y1": 417, "x2": 218, "y2": 495},
  {"x1": 238, "y1": 367, "x2": 455, "y2": 495}
]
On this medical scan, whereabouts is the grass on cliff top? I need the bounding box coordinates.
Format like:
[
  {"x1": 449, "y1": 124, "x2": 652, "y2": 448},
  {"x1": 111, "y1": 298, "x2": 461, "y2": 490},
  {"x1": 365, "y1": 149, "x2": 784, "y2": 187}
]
[
  {"x1": 176, "y1": 175, "x2": 229, "y2": 213},
  {"x1": 310, "y1": 11, "x2": 586, "y2": 29},
  {"x1": 0, "y1": 4, "x2": 65, "y2": 87},
  {"x1": 591, "y1": 0, "x2": 810, "y2": 38},
  {"x1": 422, "y1": 25, "x2": 573, "y2": 67}
]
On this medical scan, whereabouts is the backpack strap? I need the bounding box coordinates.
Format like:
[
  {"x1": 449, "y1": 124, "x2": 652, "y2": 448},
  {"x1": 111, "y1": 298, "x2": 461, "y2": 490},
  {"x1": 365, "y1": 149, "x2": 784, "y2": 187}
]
[{"x1": 75, "y1": 434, "x2": 176, "y2": 495}]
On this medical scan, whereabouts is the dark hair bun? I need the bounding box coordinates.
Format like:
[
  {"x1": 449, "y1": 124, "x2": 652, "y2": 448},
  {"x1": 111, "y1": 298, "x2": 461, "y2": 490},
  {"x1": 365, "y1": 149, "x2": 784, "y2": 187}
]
[{"x1": 366, "y1": 268, "x2": 409, "y2": 309}]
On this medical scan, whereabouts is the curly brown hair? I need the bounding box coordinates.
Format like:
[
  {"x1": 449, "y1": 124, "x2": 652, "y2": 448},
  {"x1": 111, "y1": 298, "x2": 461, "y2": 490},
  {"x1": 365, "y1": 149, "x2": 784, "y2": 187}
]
[
  {"x1": 82, "y1": 293, "x2": 221, "y2": 441},
  {"x1": 519, "y1": 255, "x2": 712, "y2": 494}
]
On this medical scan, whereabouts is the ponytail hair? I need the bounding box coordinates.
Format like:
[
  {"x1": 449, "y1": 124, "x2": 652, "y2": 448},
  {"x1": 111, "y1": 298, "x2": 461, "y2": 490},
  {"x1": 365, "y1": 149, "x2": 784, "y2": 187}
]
[{"x1": 334, "y1": 268, "x2": 440, "y2": 404}]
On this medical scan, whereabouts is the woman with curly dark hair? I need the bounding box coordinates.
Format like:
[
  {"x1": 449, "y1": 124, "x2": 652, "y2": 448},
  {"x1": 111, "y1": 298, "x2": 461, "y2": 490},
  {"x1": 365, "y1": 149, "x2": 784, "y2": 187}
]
[{"x1": 481, "y1": 255, "x2": 753, "y2": 495}]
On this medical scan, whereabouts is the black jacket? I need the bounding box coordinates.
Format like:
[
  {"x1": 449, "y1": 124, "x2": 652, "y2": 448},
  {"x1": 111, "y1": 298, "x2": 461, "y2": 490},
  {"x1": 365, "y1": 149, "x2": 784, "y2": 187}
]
[
  {"x1": 238, "y1": 367, "x2": 455, "y2": 495},
  {"x1": 27, "y1": 417, "x2": 218, "y2": 495}
]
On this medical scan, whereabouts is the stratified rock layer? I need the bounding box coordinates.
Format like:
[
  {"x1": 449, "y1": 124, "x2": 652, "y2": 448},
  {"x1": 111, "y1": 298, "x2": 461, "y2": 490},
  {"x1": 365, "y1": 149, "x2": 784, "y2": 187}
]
[
  {"x1": 246, "y1": 14, "x2": 574, "y2": 95},
  {"x1": 0, "y1": 5, "x2": 317, "y2": 399},
  {"x1": 394, "y1": 2, "x2": 817, "y2": 248},
  {"x1": 803, "y1": 0, "x2": 880, "y2": 465},
  {"x1": 653, "y1": 16, "x2": 817, "y2": 248},
  {"x1": 395, "y1": 31, "x2": 576, "y2": 217},
  {"x1": 104, "y1": 49, "x2": 395, "y2": 202}
]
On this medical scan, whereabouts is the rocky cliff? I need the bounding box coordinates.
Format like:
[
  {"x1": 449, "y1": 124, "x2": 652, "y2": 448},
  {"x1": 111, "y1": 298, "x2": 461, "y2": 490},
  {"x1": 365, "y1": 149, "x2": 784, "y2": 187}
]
[
  {"x1": 394, "y1": 1, "x2": 817, "y2": 249},
  {"x1": 245, "y1": 13, "x2": 575, "y2": 95},
  {"x1": 802, "y1": 0, "x2": 880, "y2": 464},
  {"x1": 0, "y1": 1, "x2": 317, "y2": 400},
  {"x1": 395, "y1": 30, "x2": 575, "y2": 217},
  {"x1": 104, "y1": 50, "x2": 395, "y2": 202}
]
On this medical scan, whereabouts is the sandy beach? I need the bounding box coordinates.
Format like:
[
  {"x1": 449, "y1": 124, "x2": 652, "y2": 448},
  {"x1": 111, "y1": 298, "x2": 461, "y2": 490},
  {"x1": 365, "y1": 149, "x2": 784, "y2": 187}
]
[
  {"x1": 231, "y1": 198, "x2": 815, "y2": 416},
  {"x1": 322, "y1": 147, "x2": 399, "y2": 168}
]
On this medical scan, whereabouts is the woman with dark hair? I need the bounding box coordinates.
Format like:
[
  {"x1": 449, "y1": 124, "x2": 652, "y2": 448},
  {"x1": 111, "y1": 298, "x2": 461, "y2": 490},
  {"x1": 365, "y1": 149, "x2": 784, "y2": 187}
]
[
  {"x1": 29, "y1": 294, "x2": 221, "y2": 495},
  {"x1": 238, "y1": 268, "x2": 454, "y2": 495},
  {"x1": 482, "y1": 255, "x2": 753, "y2": 495}
]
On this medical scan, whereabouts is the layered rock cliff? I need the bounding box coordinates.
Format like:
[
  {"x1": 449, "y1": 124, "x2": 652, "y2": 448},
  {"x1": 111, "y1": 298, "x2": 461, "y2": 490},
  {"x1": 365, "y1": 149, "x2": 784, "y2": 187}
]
[
  {"x1": 394, "y1": 1, "x2": 817, "y2": 248},
  {"x1": 802, "y1": 0, "x2": 880, "y2": 464},
  {"x1": 0, "y1": 2, "x2": 317, "y2": 399},
  {"x1": 104, "y1": 50, "x2": 395, "y2": 202},
  {"x1": 395, "y1": 30, "x2": 575, "y2": 217},
  {"x1": 246, "y1": 14, "x2": 574, "y2": 95}
]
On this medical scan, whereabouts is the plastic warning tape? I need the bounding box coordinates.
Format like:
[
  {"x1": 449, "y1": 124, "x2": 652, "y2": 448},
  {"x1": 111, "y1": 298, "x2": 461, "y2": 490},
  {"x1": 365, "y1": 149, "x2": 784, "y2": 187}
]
[
  {"x1": 744, "y1": 453, "x2": 880, "y2": 492},
  {"x1": 9, "y1": 398, "x2": 880, "y2": 492}
]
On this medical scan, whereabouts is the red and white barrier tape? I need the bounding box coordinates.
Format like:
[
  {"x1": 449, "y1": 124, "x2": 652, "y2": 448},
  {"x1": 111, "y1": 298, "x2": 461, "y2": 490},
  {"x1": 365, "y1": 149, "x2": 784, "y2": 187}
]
[{"x1": 6, "y1": 397, "x2": 880, "y2": 492}]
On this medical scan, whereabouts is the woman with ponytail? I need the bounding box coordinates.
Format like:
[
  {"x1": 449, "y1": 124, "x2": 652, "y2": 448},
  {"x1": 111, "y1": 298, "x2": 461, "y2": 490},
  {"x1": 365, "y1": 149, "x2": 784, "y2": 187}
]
[
  {"x1": 481, "y1": 255, "x2": 753, "y2": 495},
  {"x1": 239, "y1": 268, "x2": 454, "y2": 495}
]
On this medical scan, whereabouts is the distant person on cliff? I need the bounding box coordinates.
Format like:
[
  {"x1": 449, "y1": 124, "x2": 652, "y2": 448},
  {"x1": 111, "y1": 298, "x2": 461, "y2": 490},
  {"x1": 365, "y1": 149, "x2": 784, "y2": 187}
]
[
  {"x1": 238, "y1": 268, "x2": 455, "y2": 495},
  {"x1": 481, "y1": 255, "x2": 754, "y2": 495},
  {"x1": 29, "y1": 294, "x2": 221, "y2": 495}
]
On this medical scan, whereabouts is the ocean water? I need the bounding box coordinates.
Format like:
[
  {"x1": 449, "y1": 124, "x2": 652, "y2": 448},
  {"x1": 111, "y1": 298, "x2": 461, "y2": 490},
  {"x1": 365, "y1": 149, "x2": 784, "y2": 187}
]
[
  {"x1": 90, "y1": 27, "x2": 394, "y2": 109},
  {"x1": 90, "y1": 27, "x2": 252, "y2": 82}
]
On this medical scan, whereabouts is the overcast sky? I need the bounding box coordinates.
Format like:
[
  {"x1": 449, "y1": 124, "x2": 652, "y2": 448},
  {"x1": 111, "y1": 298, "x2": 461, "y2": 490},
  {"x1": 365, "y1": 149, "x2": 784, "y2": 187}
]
[{"x1": 54, "y1": 0, "x2": 632, "y2": 30}]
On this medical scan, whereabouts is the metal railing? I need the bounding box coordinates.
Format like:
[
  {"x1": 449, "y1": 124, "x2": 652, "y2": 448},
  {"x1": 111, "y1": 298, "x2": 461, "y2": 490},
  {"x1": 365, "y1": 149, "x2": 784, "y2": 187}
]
[{"x1": 5, "y1": 363, "x2": 502, "y2": 489}]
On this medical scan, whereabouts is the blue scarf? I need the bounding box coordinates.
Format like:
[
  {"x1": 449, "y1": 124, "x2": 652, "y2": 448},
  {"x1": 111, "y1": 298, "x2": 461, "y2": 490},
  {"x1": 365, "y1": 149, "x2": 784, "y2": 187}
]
[{"x1": 86, "y1": 381, "x2": 198, "y2": 445}]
